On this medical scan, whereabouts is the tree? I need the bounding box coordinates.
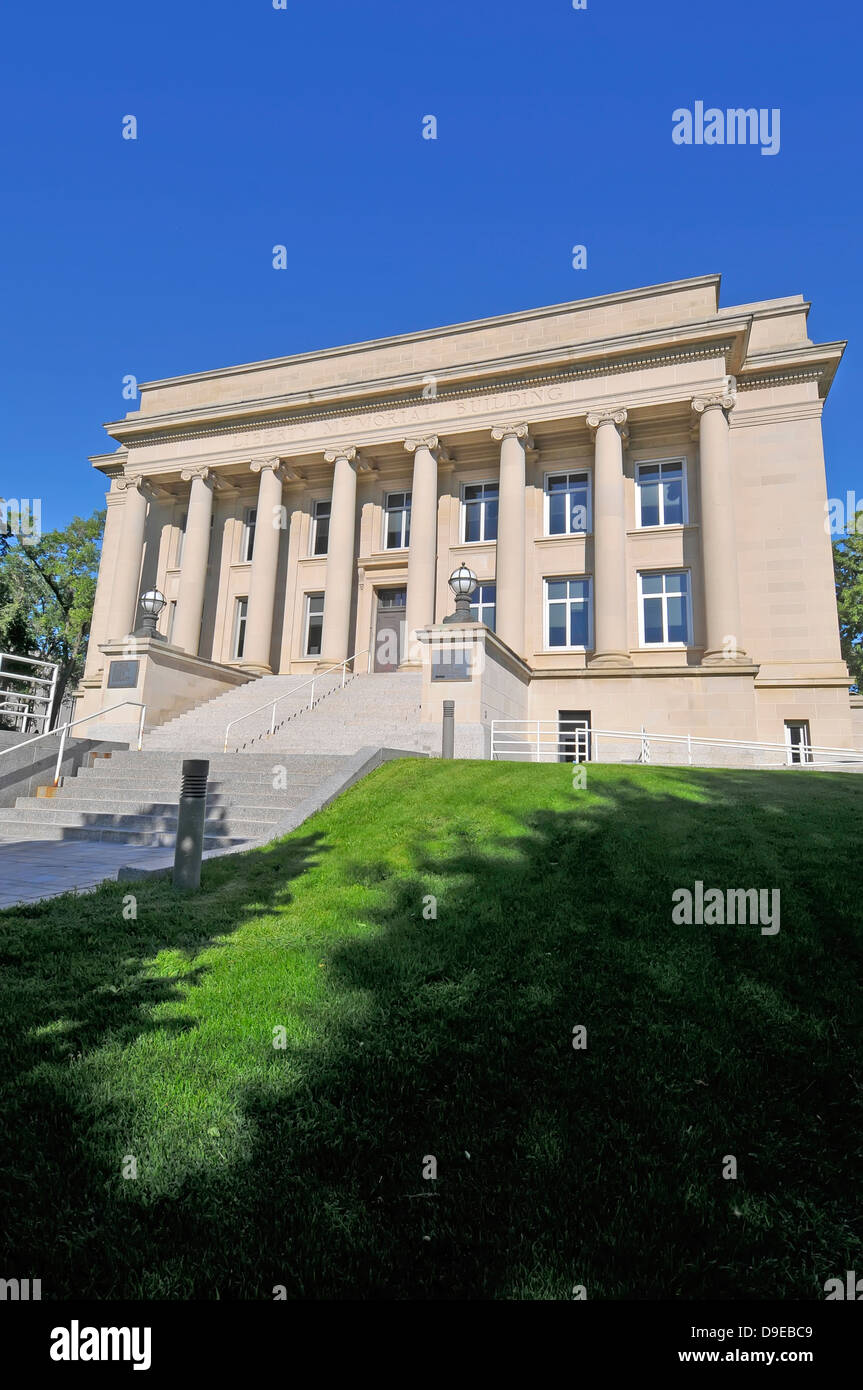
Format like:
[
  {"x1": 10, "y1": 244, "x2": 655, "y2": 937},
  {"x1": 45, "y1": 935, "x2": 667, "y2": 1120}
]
[
  {"x1": 833, "y1": 522, "x2": 863, "y2": 690},
  {"x1": 0, "y1": 510, "x2": 105, "y2": 723}
]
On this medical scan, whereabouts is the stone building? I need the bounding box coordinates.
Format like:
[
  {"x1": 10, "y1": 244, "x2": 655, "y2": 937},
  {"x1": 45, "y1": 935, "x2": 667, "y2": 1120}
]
[{"x1": 76, "y1": 274, "x2": 854, "y2": 762}]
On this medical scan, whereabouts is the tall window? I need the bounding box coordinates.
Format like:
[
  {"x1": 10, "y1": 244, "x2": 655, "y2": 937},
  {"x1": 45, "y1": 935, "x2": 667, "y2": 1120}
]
[
  {"x1": 166, "y1": 600, "x2": 177, "y2": 644},
  {"x1": 545, "y1": 471, "x2": 590, "y2": 535},
  {"x1": 462, "y1": 482, "x2": 498, "y2": 543},
  {"x1": 636, "y1": 460, "x2": 686, "y2": 527},
  {"x1": 243, "y1": 507, "x2": 257, "y2": 563},
  {"x1": 638, "y1": 571, "x2": 691, "y2": 646},
  {"x1": 469, "y1": 582, "x2": 496, "y2": 630},
  {"x1": 384, "y1": 491, "x2": 411, "y2": 550},
  {"x1": 311, "y1": 500, "x2": 330, "y2": 556},
  {"x1": 305, "y1": 593, "x2": 324, "y2": 656},
  {"x1": 545, "y1": 577, "x2": 592, "y2": 650},
  {"x1": 233, "y1": 597, "x2": 248, "y2": 659}
]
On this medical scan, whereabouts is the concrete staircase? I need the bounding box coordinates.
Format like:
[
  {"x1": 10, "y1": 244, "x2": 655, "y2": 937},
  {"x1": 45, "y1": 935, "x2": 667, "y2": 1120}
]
[
  {"x1": 0, "y1": 751, "x2": 354, "y2": 848},
  {"x1": 146, "y1": 670, "x2": 441, "y2": 756},
  {"x1": 0, "y1": 672, "x2": 472, "y2": 852}
]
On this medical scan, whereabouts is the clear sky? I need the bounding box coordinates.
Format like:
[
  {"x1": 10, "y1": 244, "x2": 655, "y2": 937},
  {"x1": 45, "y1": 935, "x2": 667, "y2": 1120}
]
[{"x1": 1, "y1": 0, "x2": 858, "y2": 530}]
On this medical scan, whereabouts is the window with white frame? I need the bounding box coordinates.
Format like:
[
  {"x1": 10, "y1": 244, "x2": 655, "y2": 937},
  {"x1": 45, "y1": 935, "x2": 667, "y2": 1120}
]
[
  {"x1": 311, "y1": 500, "x2": 330, "y2": 556},
  {"x1": 544, "y1": 577, "x2": 592, "y2": 650},
  {"x1": 304, "y1": 593, "x2": 324, "y2": 656},
  {"x1": 384, "y1": 491, "x2": 411, "y2": 550},
  {"x1": 638, "y1": 571, "x2": 691, "y2": 646},
  {"x1": 462, "y1": 482, "x2": 498, "y2": 543},
  {"x1": 243, "y1": 507, "x2": 257, "y2": 562},
  {"x1": 469, "y1": 582, "x2": 496, "y2": 630},
  {"x1": 545, "y1": 471, "x2": 590, "y2": 535},
  {"x1": 233, "y1": 597, "x2": 248, "y2": 660},
  {"x1": 636, "y1": 460, "x2": 686, "y2": 528}
]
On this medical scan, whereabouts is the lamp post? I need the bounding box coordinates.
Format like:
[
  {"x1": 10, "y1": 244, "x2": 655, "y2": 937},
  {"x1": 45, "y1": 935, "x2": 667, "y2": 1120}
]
[
  {"x1": 442, "y1": 564, "x2": 478, "y2": 624},
  {"x1": 134, "y1": 589, "x2": 167, "y2": 639}
]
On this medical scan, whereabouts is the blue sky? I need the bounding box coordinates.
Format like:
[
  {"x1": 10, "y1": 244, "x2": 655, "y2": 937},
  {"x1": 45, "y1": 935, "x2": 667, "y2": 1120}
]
[{"x1": 1, "y1": 0, "x2": 858, "y2": 530}]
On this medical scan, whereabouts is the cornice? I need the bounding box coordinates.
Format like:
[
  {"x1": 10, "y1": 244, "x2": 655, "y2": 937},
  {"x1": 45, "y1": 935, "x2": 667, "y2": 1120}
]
[
  {"x1": 104, "y1": 325, "x2": 745, "y2": 450},
  {"x1": 736, "y1": 341, "x2": 845, "y2": 398}
]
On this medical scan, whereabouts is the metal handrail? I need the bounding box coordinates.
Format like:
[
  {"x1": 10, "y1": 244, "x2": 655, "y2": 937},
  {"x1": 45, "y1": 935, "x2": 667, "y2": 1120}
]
[
  {"x1": 489, "y1": 720, "x2": 863, "y2": 767},
  {"x1": 0, "y1": 650, "x2": 59, "y2": 733},
  {"x1": 0, "y1": 700, "x2": 147, "y2": 786},
  {"x1": 223, "y1": 648, "x2": 372, "y2": 752}
]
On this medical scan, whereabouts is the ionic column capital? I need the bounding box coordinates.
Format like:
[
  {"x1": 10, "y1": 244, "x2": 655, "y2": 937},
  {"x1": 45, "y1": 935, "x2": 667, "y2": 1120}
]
[
  {"x1": 324, "y1": 445, "x2": 360, "y2": 465},
  {"x1": 180, "y1": 465, "x2": 216, "y2": 486},
  {"x1": 404, "y1": 434, "x2": 451, "y2": 463},
  {"x1": 491, "y1": 422, "x2": 534, "y2": 448},
  {"x1": 586, "y1": 407, "x2": 629, "y2": 432},
  {"x1": 250, "y1": 456, "x2": 287, "y2": 481},
  {"x1": 692, "y1": 385, "x2": 736, "y2": 417},
  {"x1": 115, "y1": 471, "x2": 151, "y2": 495}
]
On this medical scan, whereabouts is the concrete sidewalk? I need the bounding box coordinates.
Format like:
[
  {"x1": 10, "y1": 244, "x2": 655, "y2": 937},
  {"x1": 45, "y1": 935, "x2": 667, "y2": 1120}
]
[{"x1": 0, "y1": 841, "x2": 170, "y2": 909}]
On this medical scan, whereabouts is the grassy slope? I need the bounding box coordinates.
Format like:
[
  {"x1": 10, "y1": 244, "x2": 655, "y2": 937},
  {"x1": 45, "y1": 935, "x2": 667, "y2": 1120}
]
[{"x1": 0, "y1": 761, "x2": 860, "y2": 1300}]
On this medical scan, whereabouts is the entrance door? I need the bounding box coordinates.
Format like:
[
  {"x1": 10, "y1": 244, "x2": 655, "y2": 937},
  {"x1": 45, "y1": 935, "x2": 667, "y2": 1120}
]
[
  {"x1": 374, "y1": 587, "x2": 407, "y2": 672},
  {"x1": 558, "y1": 709, "x2": 591, "y2": 762},
  {"x1": 784, "y1": 720, "x2": 813, "y2": 765}
]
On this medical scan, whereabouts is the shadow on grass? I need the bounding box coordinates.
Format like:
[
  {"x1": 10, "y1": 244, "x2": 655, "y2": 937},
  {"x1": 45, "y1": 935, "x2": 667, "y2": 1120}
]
[{"x1": 0, "y1": 765, "x2": 861, "y2": 1299}]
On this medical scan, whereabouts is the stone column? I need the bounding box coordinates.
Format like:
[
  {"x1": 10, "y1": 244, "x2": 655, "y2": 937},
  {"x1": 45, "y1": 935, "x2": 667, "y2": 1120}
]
[
  {"x1": 692, "y1": 390, "x2": 748, "y2": 662},
  {"x1": 403, "y1": 434, "x2": 447, "y2": 663},
  {"x1": 491, "y1": 423, "x2": 532, "y2": 656},
  {"x1": 319, "y1": 446, "x2": 360, "y2": 666},
  {"x1": 173, "y1": 467, "x2": 215, "y2": 656},
  {"x1": 106, "y1": 473, "x2": 149, "y2": 641},
  {"x1": 239, "y1": 457, "x2": 285, "y2": 673},
  {"x1": 587, "y1": 408, "x2": 632, "y2": 667}
]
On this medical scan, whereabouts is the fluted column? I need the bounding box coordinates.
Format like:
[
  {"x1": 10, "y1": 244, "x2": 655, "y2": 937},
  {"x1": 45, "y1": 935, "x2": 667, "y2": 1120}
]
[
  {"x1": 239, "y1": 458, "x2": 285, "y2": 673},
  {"x1": 403, "y1": 434, "x2": 447, "y2": 663},
  {"x1": 319, "y1": 446, "x2": 360, "y2": 665},
  {"x1": 491, "y1": 423, "x2": 531, "y2": 655},
  {"x1": 106, "y1": 473, "x2": 149, "y2": 641},
  {"x1": 173, "y1": 467, "x2": 215, "y2": 656},
  {"x1": 692, "y1": 390, "x2": 747, "y2": 662},
  {"x1": 587, "y1": 408, "x2": 632, "y2": 667}
]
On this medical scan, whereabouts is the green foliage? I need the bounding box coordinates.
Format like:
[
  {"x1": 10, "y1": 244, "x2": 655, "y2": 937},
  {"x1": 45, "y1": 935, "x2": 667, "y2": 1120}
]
[
  {"x1": 833, "y1": 524, "x2": 863, "y2": 688},
  {"x1": 0, "y1": 510, "x2": 104, "y2": 712}
]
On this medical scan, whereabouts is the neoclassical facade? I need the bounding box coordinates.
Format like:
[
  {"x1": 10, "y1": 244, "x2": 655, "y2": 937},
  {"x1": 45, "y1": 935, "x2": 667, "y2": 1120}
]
[{"x1": 77, "y1": 274, "x2": 852, "y2": 754}]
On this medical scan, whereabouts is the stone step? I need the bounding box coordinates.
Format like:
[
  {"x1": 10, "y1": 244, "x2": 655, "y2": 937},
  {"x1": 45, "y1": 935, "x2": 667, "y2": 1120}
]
[
  {"x1": 0, "y1": 808, "x2": 275, "y2": 837},
  {"x1": 20, "y1": 796, "x2": 288, "y2": 819},
  {"x1": 0, "y1": 823, "x2": 245, "y2": 848}
]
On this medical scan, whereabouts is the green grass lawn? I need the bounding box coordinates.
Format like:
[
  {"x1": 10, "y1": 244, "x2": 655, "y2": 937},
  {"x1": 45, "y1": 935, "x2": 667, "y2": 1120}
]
[{"x1": 1, "y1": 761, "x2": 861, "y2": 1300}]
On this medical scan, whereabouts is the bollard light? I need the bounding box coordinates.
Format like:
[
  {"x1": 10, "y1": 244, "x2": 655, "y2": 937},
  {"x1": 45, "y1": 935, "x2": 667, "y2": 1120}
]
[
  {"x1": 172, "y1": 758, "x2": 209, "y2": 891},
  {"x1": 441, "y1": 699, "x2": 455, "y2": 759}
]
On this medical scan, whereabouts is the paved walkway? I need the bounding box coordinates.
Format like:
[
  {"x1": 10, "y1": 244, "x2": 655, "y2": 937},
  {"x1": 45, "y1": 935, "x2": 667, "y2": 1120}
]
[{"x1": 0, "y1": 840, "x2": 172, "y2": 909}]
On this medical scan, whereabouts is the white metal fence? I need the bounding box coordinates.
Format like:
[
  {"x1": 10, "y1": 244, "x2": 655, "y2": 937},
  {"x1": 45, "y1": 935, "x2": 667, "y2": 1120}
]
[
  {"x1": 489, "y1": 720, "x2": 863, "y2": 770},
  {"x1": 0, "y1": 652, "x2": 59, "y2": 734}
]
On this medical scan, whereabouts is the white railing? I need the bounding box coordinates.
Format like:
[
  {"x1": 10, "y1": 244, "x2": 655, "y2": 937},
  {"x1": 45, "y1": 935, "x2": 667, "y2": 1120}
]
[
  {"x1": 489, "y1": 720, "x2": 863, "y2": 769},
  {"x1": 223, "y1": 649, "x2": 372, "y2": 752},
  {"x1": 0, "y1": 700, "x2": 146, "y2": 786},
  {"x1": 0, "y1": 652, "x2": 59, "y2": 733}
]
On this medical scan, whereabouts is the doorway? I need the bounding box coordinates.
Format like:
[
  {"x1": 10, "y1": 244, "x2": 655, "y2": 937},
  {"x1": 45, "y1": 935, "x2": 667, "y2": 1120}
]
[
  {"x1": 558, "y1": 709, "x2": 591, "y2": 762},
  {"x1": 784, "y1": 720, "x2": 813, "y2": 765},
  {"x1": 373, "y1": 587, "x2": 407, "y2": 671}
]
